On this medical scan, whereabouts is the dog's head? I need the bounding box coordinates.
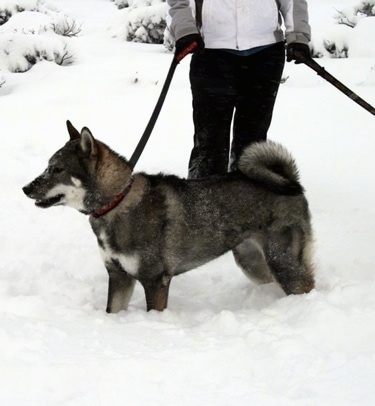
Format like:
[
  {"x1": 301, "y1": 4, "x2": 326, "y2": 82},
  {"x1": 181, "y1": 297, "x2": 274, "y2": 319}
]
[{"x1": 23, "y1": 121, "x2": 99, "y2": 212}]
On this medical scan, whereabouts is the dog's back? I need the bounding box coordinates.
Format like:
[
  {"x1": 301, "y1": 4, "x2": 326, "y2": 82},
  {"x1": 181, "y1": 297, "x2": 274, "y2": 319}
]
[
  {"x1": 134, "y1": 142, "x2": 314, "y2": 297},
  {"x1": 118, "y1": 143, "x2": 307, "y2": 280}
]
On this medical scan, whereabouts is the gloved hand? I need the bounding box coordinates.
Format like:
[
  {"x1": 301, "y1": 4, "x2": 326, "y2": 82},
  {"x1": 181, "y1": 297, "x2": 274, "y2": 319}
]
[
  {"x1": 175, "y1": 33, "x2": 204, "y2": 62},
  {"x1": 286, "y1": 42, "x2": 311, "y2": 64}
]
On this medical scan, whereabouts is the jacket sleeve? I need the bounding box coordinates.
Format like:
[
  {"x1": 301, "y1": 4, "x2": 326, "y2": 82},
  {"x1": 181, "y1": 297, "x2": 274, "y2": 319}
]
[
  {"x1": 279, "y1": 0, "x2": 311, "y2": 45},
  {"x1": 167, "y1": 0, "x2": 199, "y2": 41}
]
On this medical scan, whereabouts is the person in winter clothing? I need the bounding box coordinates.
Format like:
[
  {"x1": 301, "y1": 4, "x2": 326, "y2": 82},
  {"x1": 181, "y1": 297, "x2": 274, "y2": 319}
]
[{"x1": 167, "y1": 0, "x2": 311, "y2": 178}]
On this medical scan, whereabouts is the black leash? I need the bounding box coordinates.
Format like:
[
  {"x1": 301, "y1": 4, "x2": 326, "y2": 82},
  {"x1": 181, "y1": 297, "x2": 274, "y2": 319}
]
[
  {"x1": 128, "y1": 42, "x2": 199, "y2": 170},
  {"x1": 295, "y1": 51, "x2": 375, "y2": 116}
]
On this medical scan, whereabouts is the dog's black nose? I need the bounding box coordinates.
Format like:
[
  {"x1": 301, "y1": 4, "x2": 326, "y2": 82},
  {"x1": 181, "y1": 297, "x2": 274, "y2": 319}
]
[{"x1": 22, "y1": 184, "x2": 32, "y2": 196}]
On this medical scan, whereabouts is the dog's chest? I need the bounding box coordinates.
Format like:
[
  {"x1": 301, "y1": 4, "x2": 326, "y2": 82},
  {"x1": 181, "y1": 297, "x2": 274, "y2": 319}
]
[{"x1": 97, "y1": 230, "x2": 139, "y2": 277}]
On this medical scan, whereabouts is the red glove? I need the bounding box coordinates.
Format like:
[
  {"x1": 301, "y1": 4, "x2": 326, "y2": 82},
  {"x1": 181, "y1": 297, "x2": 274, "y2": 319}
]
[{"x1": 175, "y1": 34, "x2": 204, "y2": 62}]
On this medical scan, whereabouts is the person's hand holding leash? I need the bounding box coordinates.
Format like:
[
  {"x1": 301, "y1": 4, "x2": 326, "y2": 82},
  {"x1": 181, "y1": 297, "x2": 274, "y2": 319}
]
[
  {"x1": 175, "y1": 33, "x2": 204, "y2": 62},
  {"x1": 287, "y1": 42, "x2": 311, "y2": 64}
]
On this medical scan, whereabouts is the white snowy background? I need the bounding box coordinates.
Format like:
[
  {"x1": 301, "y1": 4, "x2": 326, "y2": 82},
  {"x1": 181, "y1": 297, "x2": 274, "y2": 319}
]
[{"x1": 1, "y1": 0, "x2": 375, "y2": 404}]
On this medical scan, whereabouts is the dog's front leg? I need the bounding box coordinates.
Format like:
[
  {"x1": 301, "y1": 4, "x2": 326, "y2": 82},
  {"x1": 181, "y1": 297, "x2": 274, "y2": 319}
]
[
  {"x1": 142, "y1": 273, "x2": 172, "y2": 312},
  {"x1": 106, "y1": 266, "x2": 136, "y2": 313}
]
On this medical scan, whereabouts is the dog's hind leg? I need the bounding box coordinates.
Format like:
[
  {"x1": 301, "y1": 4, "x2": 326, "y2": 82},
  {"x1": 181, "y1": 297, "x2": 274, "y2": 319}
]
[
  {"x1": 233, "y1": 238, "x2": 274, "y2": 285},
  {"x1": 265, "y1": 228, "x2": 315, "y2": 295},
  {"x1": 142, "y1": 273, "x2": 172, "y2": 312},
  {"x1": 106, "y1": 267, "x2": 136, "y2": 313}
]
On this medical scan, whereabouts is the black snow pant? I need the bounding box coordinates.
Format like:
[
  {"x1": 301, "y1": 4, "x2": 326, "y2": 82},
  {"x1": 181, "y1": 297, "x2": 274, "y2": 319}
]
[{"x1": 188, "y1": 42, "x2": 285, "y2": 179}]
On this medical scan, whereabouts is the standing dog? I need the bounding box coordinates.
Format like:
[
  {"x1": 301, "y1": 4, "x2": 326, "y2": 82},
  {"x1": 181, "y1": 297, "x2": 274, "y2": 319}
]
[{"x1": 23, "y1": 121, "x2": 314, "y2": 313}]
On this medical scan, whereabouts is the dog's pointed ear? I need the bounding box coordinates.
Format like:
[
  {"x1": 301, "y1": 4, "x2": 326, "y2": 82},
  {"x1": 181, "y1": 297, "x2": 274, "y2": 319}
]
[
  {"x1": 80, "y1": 127, "x2": 98, "y2": 156},
  {"x1": 66, "y1": 120, "x2": 81, "y2": 140}
]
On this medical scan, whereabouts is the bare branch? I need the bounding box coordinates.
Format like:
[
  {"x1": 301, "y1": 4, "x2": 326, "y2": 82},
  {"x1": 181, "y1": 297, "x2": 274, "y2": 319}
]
[
  {"x1": 55, "y1": 45, "x2": 75, "y2": 66},
  {"x1": 51, "y1": 17, "x2": 82, "y2": 37}
]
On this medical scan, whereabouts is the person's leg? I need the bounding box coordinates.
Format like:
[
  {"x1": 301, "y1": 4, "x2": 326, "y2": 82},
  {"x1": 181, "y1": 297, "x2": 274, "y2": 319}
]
[
  {"x1": 230, "y1": 42, "x2": 285, "y2": 170},
  {"x1": 188, "y1": 50, "x2": 236, "y2": 178}
]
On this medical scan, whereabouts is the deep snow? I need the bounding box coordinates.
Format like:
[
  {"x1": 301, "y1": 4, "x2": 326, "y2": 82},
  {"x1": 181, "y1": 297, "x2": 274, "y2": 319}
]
[{"x1": 1, "y1": 0, "x2": 375, "y2": 405}]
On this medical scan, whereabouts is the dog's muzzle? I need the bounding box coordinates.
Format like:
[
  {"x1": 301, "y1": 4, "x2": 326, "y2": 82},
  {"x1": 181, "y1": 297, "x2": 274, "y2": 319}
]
[{"x1": 22, "y1": 182, "x2": 64, "y2": 208}]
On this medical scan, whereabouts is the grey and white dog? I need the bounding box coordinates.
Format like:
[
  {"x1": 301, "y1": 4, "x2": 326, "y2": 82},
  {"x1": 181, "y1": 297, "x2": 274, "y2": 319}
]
[{"x1": 23, "y1": 121, "x2": 314, "y2": 313}]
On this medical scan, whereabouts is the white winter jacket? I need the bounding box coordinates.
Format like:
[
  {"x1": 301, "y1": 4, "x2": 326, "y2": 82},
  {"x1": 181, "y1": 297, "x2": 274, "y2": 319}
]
[{"x1": 167, "y1": 0, "x2": 311, "y2": 51}]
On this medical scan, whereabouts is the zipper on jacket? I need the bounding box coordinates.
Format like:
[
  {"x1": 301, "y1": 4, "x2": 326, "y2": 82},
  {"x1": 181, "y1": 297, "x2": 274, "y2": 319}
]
[{"x1": 195, "y1": 0, "x2": 203, "y2": 30}]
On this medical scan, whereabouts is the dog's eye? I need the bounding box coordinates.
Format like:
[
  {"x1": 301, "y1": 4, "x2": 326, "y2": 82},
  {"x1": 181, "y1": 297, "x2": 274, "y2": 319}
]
[{"x1": 49, "y1": 166, "x2": 64, "y2": 174}]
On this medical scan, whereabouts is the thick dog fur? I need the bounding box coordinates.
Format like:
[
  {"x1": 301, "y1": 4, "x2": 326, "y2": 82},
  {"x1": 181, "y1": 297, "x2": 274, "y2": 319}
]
[{"x1": 23, "y1": 121, "x2": 315, "y2": 313}]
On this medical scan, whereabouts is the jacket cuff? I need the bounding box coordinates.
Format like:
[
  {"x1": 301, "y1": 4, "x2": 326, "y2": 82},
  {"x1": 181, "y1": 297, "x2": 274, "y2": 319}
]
[
  {"x1": 175, "y1": 27, "x2": 199, "y2": 41},
  {"x1": 286, "y1": 32, "x2": 310, "y2": 45}
]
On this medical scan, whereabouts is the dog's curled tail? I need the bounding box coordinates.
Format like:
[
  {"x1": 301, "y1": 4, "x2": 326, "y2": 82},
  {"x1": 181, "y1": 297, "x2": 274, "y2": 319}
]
[{"x1": 238, "y1": 141, "x2": 304, "y2": 195}]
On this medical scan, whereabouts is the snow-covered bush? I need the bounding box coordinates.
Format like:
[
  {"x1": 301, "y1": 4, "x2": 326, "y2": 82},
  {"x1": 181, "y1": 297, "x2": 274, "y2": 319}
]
[
  {"x1": 0, "y1": 0, "x2": 77, "y2": 73},
  {"x1": 163, "y1": 26, "x2": 174, "y2": 51},
  {"x1": 310, "y1": 24, "x2": 352, "y2": 58},
  {"x1": 0, "y1": 0, "x2": 60, "y2": 25},
  {"x1": 311, "y1": 0, "x2": 375, "y2": 58},
  {"x1": 335, "y1": 0, "x2": 375, "y2": 27},
  {"x1": 111, "y1": 0, "x2": 129, "y2": 9},
  {"x1": 0, "y1": 33, "x2": 73, "y2": 72},
  {"x1": 109, "y1": 0, "x2": 167, "y2": 44}
]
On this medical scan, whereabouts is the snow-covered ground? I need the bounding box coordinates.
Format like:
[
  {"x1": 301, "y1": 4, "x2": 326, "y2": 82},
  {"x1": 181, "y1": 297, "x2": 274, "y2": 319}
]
[{"x1": 1, "y1": 0, "x2": 375, "y2": 404}]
